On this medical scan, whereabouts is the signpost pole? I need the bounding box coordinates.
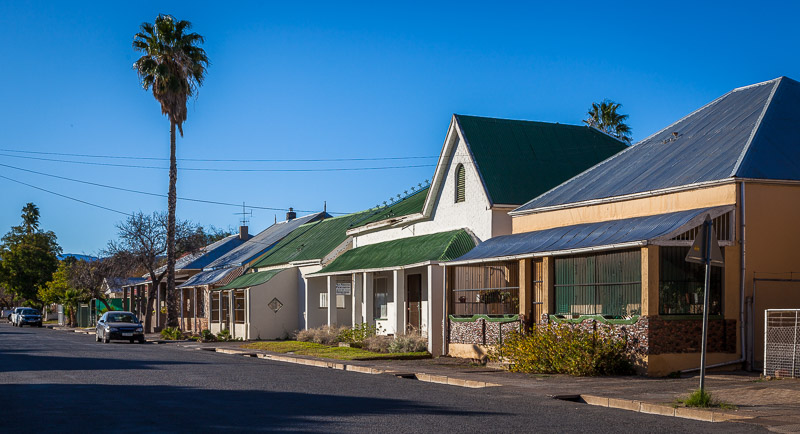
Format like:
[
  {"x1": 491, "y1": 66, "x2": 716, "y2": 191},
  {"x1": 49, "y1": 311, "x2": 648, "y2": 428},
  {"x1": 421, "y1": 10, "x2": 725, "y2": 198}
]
[{"x1": 699, "y1": 219, "x2": 712, "y2": 394}]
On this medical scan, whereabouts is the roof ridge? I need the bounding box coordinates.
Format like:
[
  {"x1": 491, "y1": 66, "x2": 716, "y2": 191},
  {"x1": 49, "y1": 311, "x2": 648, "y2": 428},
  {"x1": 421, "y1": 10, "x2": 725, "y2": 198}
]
[
  {"x1": 455, "y1": 113, "x2": 585, "y2": 129},
  {"x1": 438, "y1": 229, "x2": 470, "y2": 261},
  {"x1": 730, "y1": 77, "x2": 784, "y2": 177}
]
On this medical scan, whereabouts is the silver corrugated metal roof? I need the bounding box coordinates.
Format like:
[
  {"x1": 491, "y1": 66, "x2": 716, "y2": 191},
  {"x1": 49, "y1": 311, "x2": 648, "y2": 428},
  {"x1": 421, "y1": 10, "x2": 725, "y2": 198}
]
[
  {"x1": 204, "y1": 212, "x2": 325, "y2": 270},
  {"x1": 177, "y1": 267, "x2": 239, "y2": 288},
  {"x1": 154, "y1": 234, "x2": 245, "y2": 275},
  {"x1": 450, "y1": 206, "x2": 731, "y2": 263},
  {"x1": 515, "y1": 77, "x2": 800, "y2": 212}
]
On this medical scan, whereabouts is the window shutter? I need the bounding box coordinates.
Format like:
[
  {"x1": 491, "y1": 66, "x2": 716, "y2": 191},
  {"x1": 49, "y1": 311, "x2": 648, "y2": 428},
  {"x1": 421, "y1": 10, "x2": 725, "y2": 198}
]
[{"x1": 455, "y1": 164, "x2": 466, "y2": 203}]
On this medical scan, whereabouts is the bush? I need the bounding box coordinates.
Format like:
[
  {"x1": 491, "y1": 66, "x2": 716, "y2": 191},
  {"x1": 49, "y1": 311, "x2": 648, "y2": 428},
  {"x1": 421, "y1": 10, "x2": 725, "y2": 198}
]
[
  {"x1": 388, "y1": 334, "x2": 428, "y2": 353},
  {"x1": 362, "y1": 335, "x2": 393, "y2": 353},
  {"x1": 680, "y1": 389, "x2": 712, "y2": 407},
  {"x1": 338, "y1": 323, "x2": 383, "y2": 347},
  {"x1": 160, "y1": 327, "x2": 184, "y2": 341},
  {"x1": 295, "y1": 325, "x2": 346, "y2": 345},
  {"x1": 216, "y1": 329, "x2": 233, "y2": 342},
  {"x1": 489, "y1": 324, "x2": 634, "y2": 376},
  {"x1": 200, "y1": 329, "x2": 216, "y2": 342}
]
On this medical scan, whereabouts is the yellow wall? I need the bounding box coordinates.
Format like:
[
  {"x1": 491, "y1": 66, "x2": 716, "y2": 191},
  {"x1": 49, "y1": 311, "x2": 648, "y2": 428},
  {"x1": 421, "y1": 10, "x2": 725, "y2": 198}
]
[
  {"x1": 743, "y1": 182, "x2": 800, "y2": 366},
  {"x1": 513, "y1": 183, "x2": 737, "y2": 233}
]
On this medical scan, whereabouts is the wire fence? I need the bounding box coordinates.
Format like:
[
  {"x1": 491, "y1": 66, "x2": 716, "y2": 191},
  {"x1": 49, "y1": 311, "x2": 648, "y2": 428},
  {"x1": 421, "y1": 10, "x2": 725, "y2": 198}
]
[{"x1": 764, "y1": 309, "x2": 800, "y2": 378}]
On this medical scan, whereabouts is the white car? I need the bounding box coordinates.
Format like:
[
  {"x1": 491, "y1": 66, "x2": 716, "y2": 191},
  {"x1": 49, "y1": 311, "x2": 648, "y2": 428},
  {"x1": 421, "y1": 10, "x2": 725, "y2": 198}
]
[{"x1": 11, "y1": 307, "x2": 42, "y2": 327}]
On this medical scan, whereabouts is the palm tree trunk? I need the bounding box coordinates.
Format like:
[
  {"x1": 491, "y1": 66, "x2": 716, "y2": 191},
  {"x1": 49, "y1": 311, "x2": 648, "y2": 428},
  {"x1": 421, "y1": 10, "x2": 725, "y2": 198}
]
[{"x1": 166, "y1": 121, "x2": 179, "y2": 328}]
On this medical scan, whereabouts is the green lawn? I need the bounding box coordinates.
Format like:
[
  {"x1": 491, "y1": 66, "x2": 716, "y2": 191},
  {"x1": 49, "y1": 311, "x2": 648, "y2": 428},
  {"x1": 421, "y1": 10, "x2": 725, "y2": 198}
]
[{"x1": 241, "y1": 341, "x2": 430, "y2": 361}]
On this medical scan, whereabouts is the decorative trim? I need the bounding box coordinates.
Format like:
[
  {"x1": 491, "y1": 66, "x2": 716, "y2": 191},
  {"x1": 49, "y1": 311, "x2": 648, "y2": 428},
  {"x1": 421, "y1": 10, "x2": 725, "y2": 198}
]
[
  {"x1": 549, "y1": 314, "x2": 641, "y2": 325},
  {"x1": 449, "y1": 314, "x2": 519, "y2": 323}
]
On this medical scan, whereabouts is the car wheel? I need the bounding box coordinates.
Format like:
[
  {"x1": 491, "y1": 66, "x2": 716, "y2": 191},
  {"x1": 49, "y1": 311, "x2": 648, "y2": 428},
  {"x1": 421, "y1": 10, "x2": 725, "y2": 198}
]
[
  {"x1": 138, "y1": 337, "x2": 146, "y2": 344},
  {"x1": 95, "y1": 333, "x2": 100, "y2": 342},
  {"x1": 37, "y1": 323, "x2": 42, "y2": 328},
  {"x1": 103, "y1": 332, "x2": 110, "y2": 344}
]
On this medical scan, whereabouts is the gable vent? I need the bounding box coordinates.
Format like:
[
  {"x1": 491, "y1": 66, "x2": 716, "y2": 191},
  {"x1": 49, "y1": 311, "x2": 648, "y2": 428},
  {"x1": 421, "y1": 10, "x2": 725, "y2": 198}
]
[{"x1": 455, "y1": 164, "x2": 466, "y2": 203}]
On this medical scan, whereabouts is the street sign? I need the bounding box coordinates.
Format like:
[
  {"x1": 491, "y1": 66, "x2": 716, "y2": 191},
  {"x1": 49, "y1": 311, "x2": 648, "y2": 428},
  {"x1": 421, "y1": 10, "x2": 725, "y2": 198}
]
[{"x1": 686, "y1": 215, "x2": 724, "y2": 267}]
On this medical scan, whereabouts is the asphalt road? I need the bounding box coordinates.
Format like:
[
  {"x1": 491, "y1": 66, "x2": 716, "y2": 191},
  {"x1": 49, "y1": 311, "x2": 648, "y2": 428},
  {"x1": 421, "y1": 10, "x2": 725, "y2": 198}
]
[{"x1": 0, "y1": 323, "x2": 764, "y2": 433}]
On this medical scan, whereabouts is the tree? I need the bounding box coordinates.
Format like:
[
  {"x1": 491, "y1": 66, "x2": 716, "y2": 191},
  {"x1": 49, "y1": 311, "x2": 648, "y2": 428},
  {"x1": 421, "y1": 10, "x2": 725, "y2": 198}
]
[
  {"x1": 0, "y1": 203, "x2": 61, "y2": 306},
  {"x1": 61, "y1": 288, "x2": 88, "y2": 327},
  {"x1": 105, "y1": 211, "x2": 205, "y2": 332},
  {"x1": 133, "y1": 15, "x2": 208, "y2": 329},
  {"x1": 68, "y1": 253, "x2": 137, "y2": 312},
  {"x1": 583, "y1": 99, "x2": 632, "y2": 143}
]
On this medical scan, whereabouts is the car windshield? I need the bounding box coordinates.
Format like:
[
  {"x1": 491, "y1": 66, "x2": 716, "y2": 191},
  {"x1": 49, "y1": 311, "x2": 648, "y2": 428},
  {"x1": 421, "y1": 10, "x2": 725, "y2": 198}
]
[
  {"x1": 107, "y1": 313, "x2": 138, "y2": 323},
  {"x1": 21, "y1": 309, "x2": 39, "y2": 315}
]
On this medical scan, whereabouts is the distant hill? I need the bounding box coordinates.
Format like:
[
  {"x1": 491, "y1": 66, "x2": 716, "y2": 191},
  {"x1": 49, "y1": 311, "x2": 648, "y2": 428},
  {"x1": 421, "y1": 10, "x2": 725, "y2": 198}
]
[{"x1": 58, "y1": 253, "x2": 99, "y2": 262}]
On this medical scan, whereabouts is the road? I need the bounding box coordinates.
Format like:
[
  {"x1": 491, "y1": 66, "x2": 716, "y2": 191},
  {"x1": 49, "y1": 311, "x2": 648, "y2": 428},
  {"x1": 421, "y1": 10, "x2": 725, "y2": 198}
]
[{"x1": 0, "y1": 323, "x2": 763, "y2": 433}]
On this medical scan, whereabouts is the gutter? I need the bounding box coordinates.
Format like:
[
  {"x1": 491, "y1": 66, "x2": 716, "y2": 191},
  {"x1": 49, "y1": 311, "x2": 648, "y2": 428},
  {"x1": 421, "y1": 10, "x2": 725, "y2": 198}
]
[{"x1": 442, "y1": 241, "x2": 648, "y2": 267}]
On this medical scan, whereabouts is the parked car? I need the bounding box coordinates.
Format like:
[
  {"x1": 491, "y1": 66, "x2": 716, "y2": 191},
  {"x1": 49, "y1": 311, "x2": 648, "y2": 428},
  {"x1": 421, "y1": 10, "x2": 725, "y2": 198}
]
[
  {"x1": 12, "y1": 308, "x2": 42, "y2": 327},
  {"x1": 96, "y1": 311, "x2": 145, "y2": 344},
  {"x1": 3, "y1": 307, "x2": 17, "y2": 321}
]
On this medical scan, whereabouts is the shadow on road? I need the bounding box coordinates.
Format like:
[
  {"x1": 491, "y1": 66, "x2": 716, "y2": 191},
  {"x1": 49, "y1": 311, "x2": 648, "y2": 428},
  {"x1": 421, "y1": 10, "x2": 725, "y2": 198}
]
[
  {"x1": 0, "y1": 352, "x2": 202, "y2": 372},
  {"x1": 0, "y1": 383, "x2": 501, "y2": 432}
]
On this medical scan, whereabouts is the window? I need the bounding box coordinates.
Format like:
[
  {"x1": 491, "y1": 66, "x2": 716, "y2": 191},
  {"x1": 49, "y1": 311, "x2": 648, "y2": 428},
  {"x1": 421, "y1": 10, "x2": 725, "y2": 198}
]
[
  {"x1": 211, "y1": 292, "x2": 220, "y2": 322},
  {"x1": 374, "y1": 277, "x2": 388, "y2": 319},
  {"x1": 222, "y1": 292, "x2": 229, "y2": 322},
  {"x1": 233, "y1": 290, "x2": 245, "y2": 324},
  {"x1": 554, "y1": 250, "x2": 642, "y2": 317},
  {"x1": 659, "y1": 246, "x2": 723, "y2": 315},
  {"x1": 319, "y1": 292, "x2": 328, "y2": 309},
  {"x1": 450, "y1": 261, "x2": 520, "y2": 315},
  {"x1": 455, "y1": 164, "x2": 465, "y2": 203}
]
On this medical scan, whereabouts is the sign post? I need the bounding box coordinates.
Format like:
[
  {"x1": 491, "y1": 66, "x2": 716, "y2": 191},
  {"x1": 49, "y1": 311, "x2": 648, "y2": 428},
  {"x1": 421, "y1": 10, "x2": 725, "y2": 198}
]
[{"x1": 685, "y1": 215, "x2": 724, "y2": 394}]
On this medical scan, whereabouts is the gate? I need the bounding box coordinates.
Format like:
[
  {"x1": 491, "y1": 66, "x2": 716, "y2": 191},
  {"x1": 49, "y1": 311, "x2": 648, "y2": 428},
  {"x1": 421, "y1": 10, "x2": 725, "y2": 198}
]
[{"x1": 764, "y1": 309, "x2": 800, "y2": 378}]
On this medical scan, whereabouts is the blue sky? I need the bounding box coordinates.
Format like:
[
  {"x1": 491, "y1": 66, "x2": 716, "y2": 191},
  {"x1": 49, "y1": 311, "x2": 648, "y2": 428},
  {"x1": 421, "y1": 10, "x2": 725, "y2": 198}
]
[{"x1": 1, "y1": 0, "x2": 798, "y2": 254}]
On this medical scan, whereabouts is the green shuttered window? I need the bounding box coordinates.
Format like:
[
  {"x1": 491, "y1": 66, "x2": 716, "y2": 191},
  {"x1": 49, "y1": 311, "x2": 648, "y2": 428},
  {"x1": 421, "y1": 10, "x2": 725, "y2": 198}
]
[
  {"x1": 455, "y1": 164, "x2": 465, "y2": 203},
  {"x1": 554, "y1": 249, "x2": 642, "y2": 317}
]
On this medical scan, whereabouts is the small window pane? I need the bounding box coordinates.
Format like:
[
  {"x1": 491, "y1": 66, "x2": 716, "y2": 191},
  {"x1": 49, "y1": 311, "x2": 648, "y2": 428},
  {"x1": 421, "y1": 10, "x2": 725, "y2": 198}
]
[
  {"x1": 336, "y1": 294, "x2": 346, "y2": 309},
  {"x1": 373, "y1": 278, "x2": 388, "y2": 319},
  {"x1": 320, "y1": 292, "x2": 328, "y2": 309}
]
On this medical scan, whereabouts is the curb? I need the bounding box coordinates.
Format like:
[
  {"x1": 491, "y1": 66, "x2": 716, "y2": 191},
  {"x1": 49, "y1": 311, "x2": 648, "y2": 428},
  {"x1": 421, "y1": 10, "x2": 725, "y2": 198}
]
[
  {"x1": 201, "y1": 346, "x2": 500, "y2": 389},
  {"x1": 580, "y1": 394, "x2": 751, "y2": 423}
]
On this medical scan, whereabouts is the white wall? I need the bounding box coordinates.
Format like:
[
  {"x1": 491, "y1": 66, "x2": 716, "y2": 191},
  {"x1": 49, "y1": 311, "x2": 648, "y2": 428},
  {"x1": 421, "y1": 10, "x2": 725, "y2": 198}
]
[
  {"x1": 246, "y1": 268, "x2": 298, "y2": 340},
  {"x1": 353, "y1": 135, "x2": 496, "y2": 248}
]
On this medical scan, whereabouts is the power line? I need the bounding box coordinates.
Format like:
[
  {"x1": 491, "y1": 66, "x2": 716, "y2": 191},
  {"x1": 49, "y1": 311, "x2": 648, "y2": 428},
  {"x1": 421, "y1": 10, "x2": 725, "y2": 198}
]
[
  {"x1": 0, "y1": 148, "x2": 438, "y2": 162},
  {"x1": 0, "y1": 174, "x2": 131, "y2": 216},
  {"x1": 0, "y1": 162, "x2": 349, "y2": 215},
  {"x1": 0, "y1": 153, "x2": 435, "y2": 172}
]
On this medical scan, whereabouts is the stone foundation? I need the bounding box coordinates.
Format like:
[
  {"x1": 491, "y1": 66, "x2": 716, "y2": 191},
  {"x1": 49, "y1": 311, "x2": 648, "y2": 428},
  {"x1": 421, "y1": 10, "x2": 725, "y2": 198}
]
[{"x1": 449, "y1": 318, "x2": 521, "y2": 346}]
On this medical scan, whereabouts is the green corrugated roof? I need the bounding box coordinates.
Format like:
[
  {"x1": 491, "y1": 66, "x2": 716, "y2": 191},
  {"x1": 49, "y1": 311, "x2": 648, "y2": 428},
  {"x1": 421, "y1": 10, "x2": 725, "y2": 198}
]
[
  {"x1": 455, "y1": 114, "x2": 627, "y2": 205},
  {"x1": 349, "y1": 186, "x2": 429, "y2": 229},
  {"x1": 216, "y1": 268, "x2": 286, "y2": 290},
  {"x1": 250, "y1": 211, "x2": 373, "y2": 268},
  {"x1": 313, "y1": 229, "x2": 475, "y2": 274}
]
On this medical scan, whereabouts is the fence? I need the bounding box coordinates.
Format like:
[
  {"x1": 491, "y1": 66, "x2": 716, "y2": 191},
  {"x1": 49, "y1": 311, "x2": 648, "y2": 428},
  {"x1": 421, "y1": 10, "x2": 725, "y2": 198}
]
[{"x1": 764, "y1": 309, "x2": 800, "y2": 378}]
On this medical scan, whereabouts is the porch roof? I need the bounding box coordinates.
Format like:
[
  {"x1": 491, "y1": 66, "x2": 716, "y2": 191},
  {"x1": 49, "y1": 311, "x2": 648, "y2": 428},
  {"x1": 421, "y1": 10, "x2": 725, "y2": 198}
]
[
  {"x1": 177, "y1": 267, "x2": 241, "y2": 288},
  {"x1": 215, "y1": 268, "x2": 287, "y2": 291},
  {"x1": 311, "y1": 229, "x2": 476, "y2": 276},
  {"x1": 448, "y1": 206, "x2": 733, "y2": 265}
]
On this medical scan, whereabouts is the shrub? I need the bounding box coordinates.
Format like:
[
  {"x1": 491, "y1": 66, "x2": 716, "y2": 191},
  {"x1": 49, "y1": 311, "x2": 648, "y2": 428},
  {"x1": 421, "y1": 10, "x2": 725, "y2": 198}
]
[
  {"x1": 160, "y1": 327, "x2": 184, "y2": 341},
  {"x1": 489, "y1": 324, "x2": 634, "y2": 376},
  {"x1": 200, "y1": 329, "x2": 216, "y2": 342},
  {"x1": 680, "y1": 389, "x2": 712, "y2": 408},
  {"x1": 295, "y1": 325, "x2": 345, "y2": 345},
  {"x1": 363, "y1": 335, "x2": 393, "y2": 353},
  {"x1": 388, "y1": 334, "x2": 428, "y2": 353},
  {"x1": 338, "y1": 323, "x2": 383, "y2": 347},
  {"x1": 216, "y1": 329, "x2": 232, "y2": 342}
]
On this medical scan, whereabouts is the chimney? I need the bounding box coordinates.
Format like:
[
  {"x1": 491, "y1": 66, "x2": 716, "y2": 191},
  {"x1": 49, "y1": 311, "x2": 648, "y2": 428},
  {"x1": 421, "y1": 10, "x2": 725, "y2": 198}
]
[
  {"x1": 239, "y1": 225, "x2": 248, "y2": 240},
  {"x1": 286, "y1": 207, "x2": 296, "y2": 221}
]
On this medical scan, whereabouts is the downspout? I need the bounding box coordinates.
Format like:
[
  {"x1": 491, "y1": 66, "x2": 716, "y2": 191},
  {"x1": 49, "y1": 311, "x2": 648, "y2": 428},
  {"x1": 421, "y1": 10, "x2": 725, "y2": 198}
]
[
  {"x1": 740, "y1": 181, "x2": 747, "y2": 369},
  {"x1": 682, "y1": 181, "x2": 747, "y2": 374}
]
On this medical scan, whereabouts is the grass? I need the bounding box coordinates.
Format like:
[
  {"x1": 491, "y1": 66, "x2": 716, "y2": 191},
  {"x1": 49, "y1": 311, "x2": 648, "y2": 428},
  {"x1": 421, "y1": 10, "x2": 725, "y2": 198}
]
[
  {"x1": 241, "y1": 341, "x2": 430, "y2": 361},
  {"x1": 675, "y1": 389, "x2": 737, "y2": 410}
]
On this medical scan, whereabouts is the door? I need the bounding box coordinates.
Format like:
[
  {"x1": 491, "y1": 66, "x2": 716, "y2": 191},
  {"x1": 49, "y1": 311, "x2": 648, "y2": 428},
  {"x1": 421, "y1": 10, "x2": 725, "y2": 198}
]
[
  {"x1": 222, "y1": 291, "x2": 230, "y2": 330},
  {"x1": 407, "y1": 274, "x2": 422, "y2": 333}
]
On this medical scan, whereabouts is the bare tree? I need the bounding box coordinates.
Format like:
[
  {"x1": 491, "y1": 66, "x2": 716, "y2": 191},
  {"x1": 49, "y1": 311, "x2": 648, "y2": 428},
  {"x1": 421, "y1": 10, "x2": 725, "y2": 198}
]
[
  {"x1": 68, "y1": 253, "x2": 138, "y2": 311},
  {"x1": 105, "y1": 212, "x2": 204, "y2": 332}
]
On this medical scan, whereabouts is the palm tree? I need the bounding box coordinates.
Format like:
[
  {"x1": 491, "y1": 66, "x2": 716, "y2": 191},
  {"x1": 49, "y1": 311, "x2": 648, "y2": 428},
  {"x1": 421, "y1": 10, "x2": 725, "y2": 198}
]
[
  {"x1": 583, "y1": 99, "x2": 632, "y2": 143},
  {"x1": 133, "y1": 15, "x2": 208, "y2": 328},
  {"x1": 61, "y1": 288, "x2": 86, "y2": 327}
]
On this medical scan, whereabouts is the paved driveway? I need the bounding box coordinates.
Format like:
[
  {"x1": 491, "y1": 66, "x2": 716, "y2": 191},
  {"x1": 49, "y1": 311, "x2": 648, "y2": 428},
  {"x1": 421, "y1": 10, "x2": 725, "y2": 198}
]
[{"x1": 0, "y1": 323, "x2": 764, "y2": 433}]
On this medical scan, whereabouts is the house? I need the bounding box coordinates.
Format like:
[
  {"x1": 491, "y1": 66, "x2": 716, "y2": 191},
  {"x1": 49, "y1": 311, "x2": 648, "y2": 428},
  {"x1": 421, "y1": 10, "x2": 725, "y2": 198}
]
[
  {"x1": 445, "y1": 77, "x2": 800, "y2": 375},
  {"x1": 102, "y1": 277, "x2": 146, "y2": 300},
  {"x1": 306, "y1": 114, "x2": 627, "y2": 355},
  {"x1": 120, "y1": 229, "x2": 250, "y2": 332},
  {"x1": 209, "y1": 210, "x2": 375, "y2": 339},
  {"x1": 176, "y1": 210, "x2": 326, "y2": 333}
]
